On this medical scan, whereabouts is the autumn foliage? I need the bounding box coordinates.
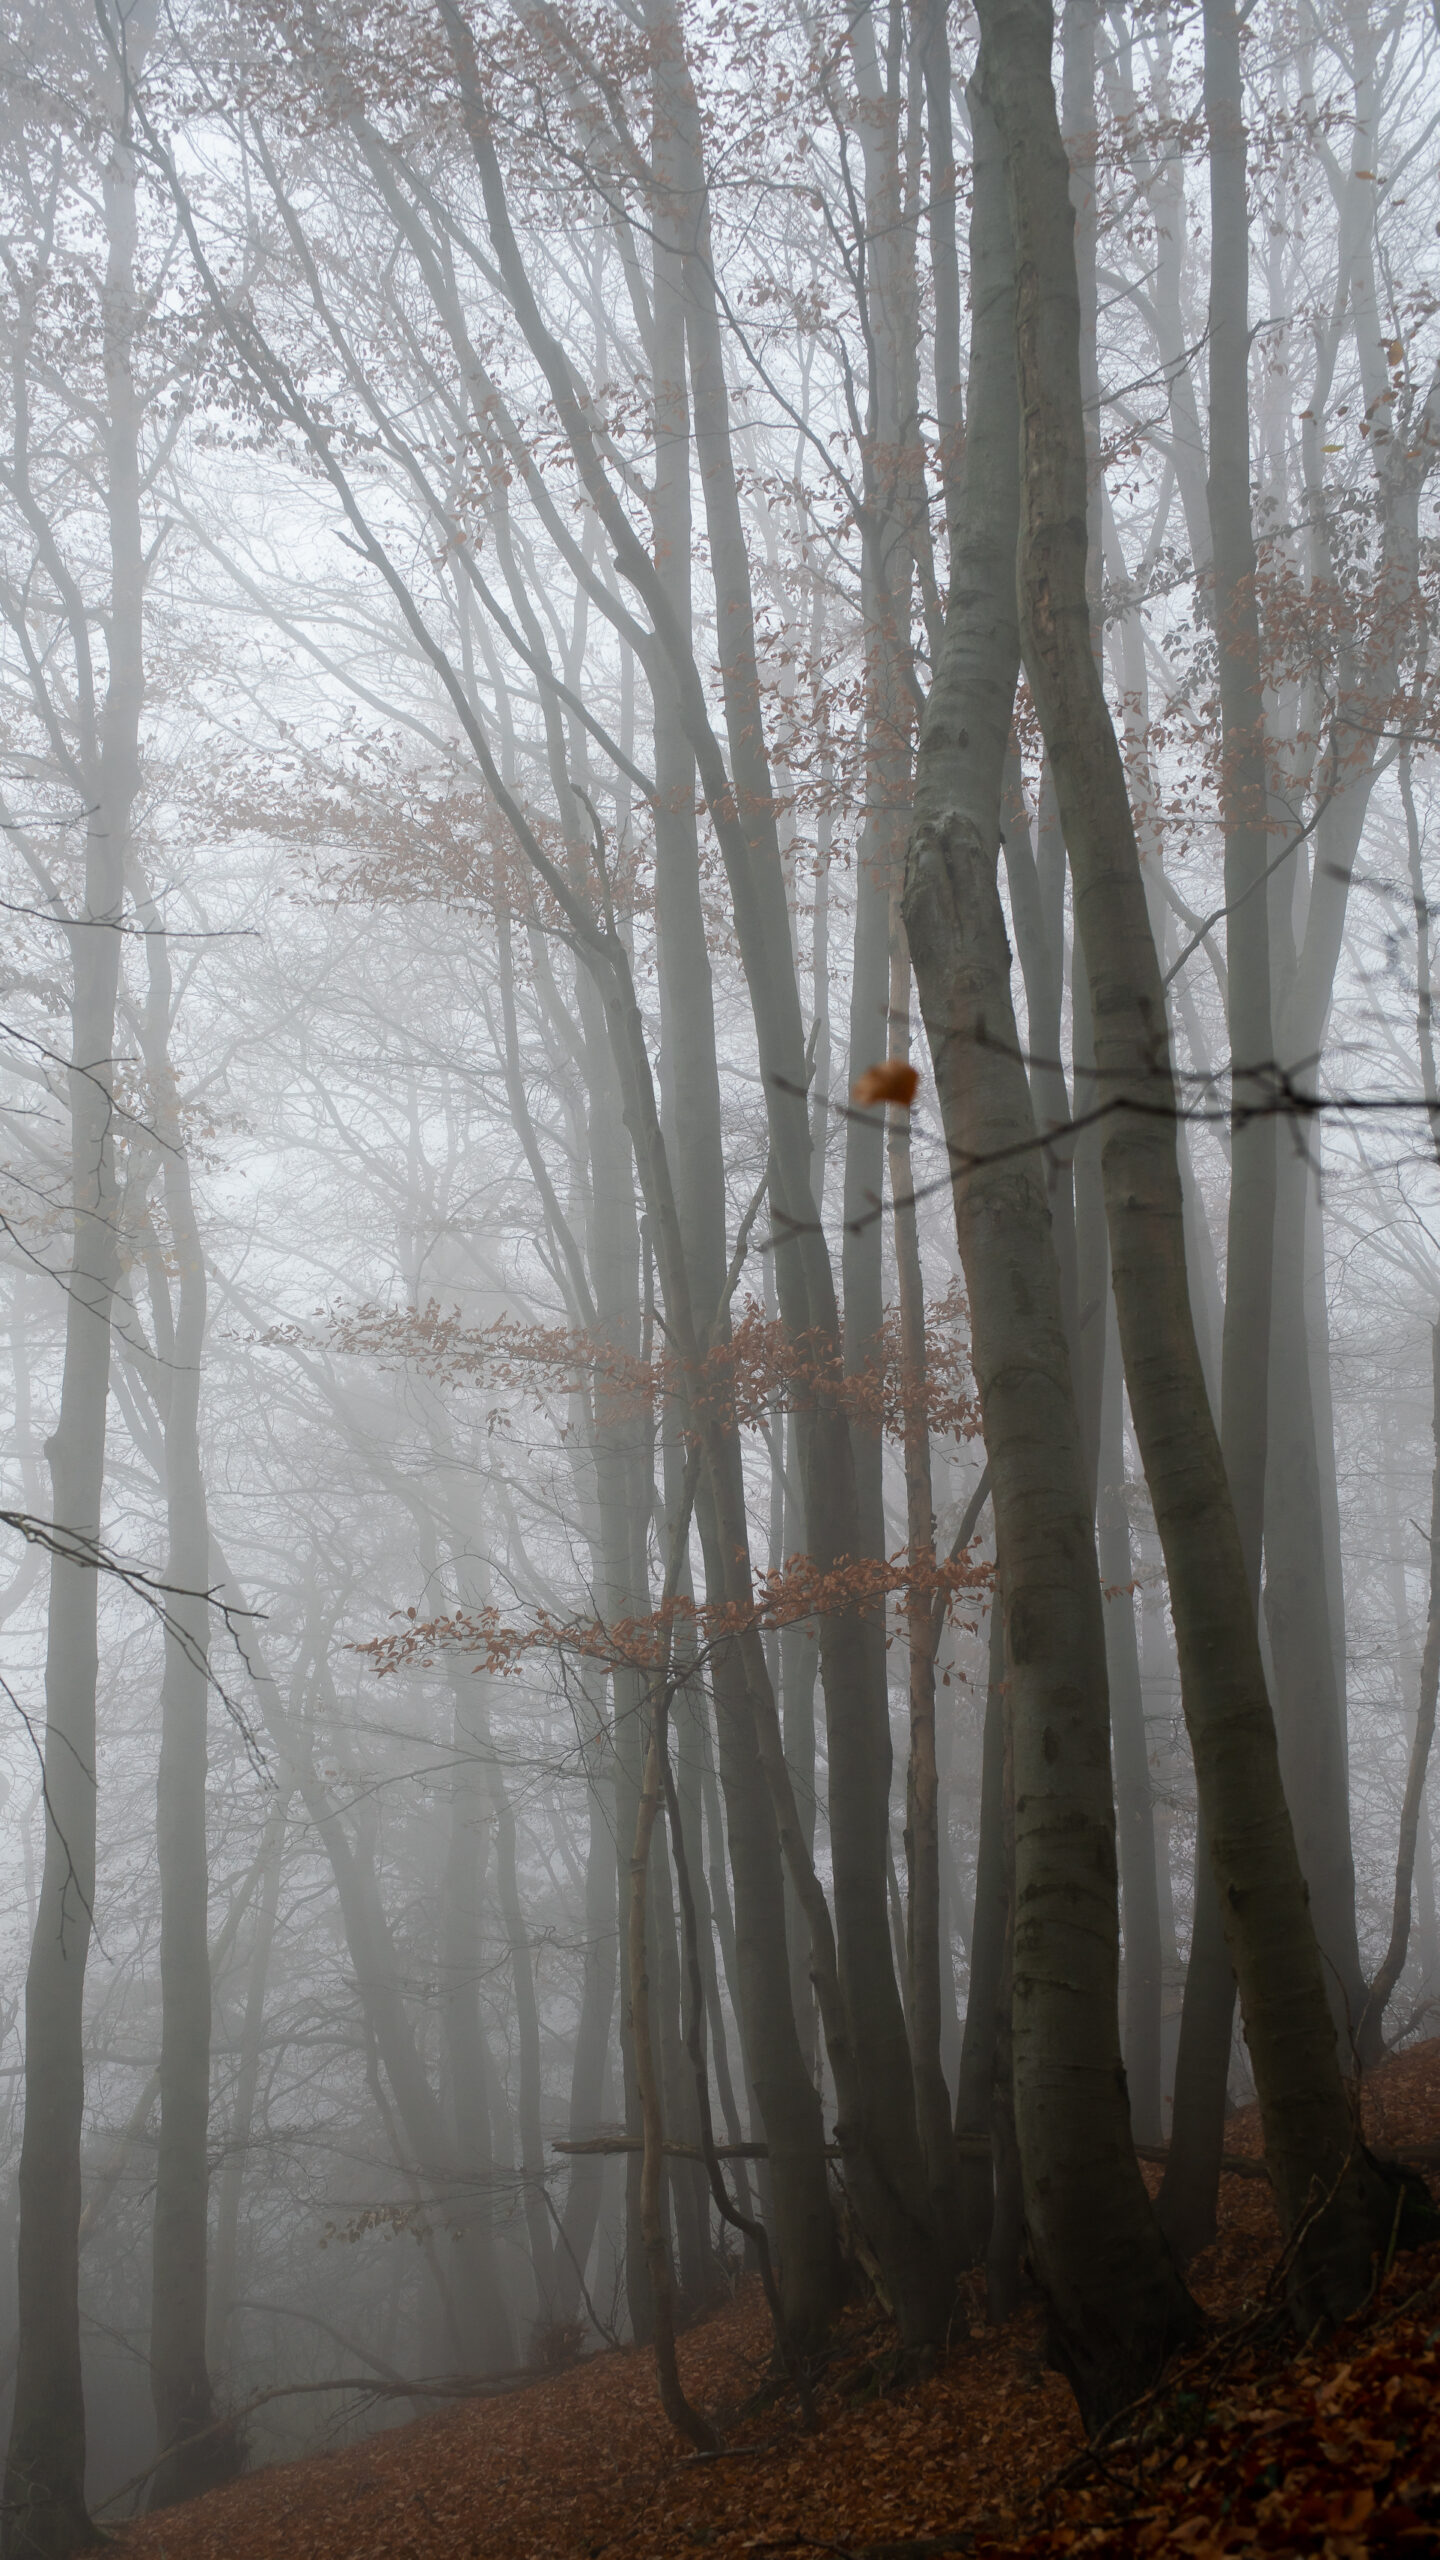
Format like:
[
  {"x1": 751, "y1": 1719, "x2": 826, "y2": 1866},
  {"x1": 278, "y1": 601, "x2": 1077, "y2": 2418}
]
[{"x1": 113, "y1": 2038, "x2": 1440, "y2": 2560}]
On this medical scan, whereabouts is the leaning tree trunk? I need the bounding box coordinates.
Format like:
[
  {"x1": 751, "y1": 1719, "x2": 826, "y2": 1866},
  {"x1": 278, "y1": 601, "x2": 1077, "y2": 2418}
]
[
  {"x1": 974, "y1": 0, "x2": 1409, "y2": 2333},
  {"x1": 901, "y1": 60, "x2": 1196, "y2": 2426},
  {"x1": 2, "y1": 103, "x2": 145, "y2": 2560}
]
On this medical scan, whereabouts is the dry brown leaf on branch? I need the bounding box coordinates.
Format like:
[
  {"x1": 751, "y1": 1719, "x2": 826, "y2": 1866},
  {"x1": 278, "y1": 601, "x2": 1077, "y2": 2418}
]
[{"x1": 851, "y1": 1061, "x2": 920, "y2": 1108}]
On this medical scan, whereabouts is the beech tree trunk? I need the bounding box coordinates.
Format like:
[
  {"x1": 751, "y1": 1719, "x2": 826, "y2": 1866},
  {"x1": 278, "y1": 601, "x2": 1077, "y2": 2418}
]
[
  {"x1": 1358, "y1": 1320, "x2": 1440, "y2": 2063},
  {"x1": 1097, "y1": 1317, "x2": 1163, "y2": 2148},
  {"x1": 888, "y1": 919, "x2": 961, "y2": 2248},
  {"x1": 953, "y1": 1600, "x2": 1007, "y2": 2267},
  {"x1": 3, "y1": 78, "x2": 147, "y2": 2558},
  {"x1": 974, "y1": 0, "x2": 1409, "y2": 2334},
  {"x1": 208, "y1": 1795, "x2": 289, "y2": 2377},
  {"x1": 902, "y1": 59, "x2": 1196, "y2": 2424},
  {"x1": 138, "y1": 919, "x2": 222, "y2": 2507}
]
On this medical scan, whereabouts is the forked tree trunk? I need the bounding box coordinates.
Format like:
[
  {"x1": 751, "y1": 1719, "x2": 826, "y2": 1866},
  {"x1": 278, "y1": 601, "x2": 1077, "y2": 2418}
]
[
  {"x1": 902, "y1": 61, "x2": 1196, "y2": 2425},
  {"x1": 975, "y1": 0, "x2": 1409, "y2": 2332}
]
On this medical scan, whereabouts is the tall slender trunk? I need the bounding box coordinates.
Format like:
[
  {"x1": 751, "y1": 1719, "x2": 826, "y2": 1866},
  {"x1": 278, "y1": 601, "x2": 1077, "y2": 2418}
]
[
  {"x1": 974, "y1": 0, "x2": 1409, "y2": 2334},
  {"x1": 1098, "y1": 1314, "x2": 1163, "y2": 2147},
  {"x1": 208, "y1": 1795, "x2": 289, "y2": 2377},
  {"x1": 139, "y1": 942, "x2": 221, "y2": 2505},
  {"x1": 643, "y1": 72, "x2": 842, "y2": 2342},
  {"x1": 665, "y1": 65, "x2": 941, "y2": 2337},
  {"x1": 3, "y1": 101, "x2": 145, "y2": 2560},
  {"x1": 555, "y1": 1712, "x2": 619, "y2": 2325},
  {"x1": 1358, "y1": 1320, "x2": 1440, "y2": 2062},
  {"x1": 887, "y1": 918, "x2": 959, "y2": 2244},
  {"x1": 486, "y1": 1740, "x2": 558, "y2": 2333},
  {"x1": 902, "y1": 58, "x2": 1195, "y2": 2424},
  {"x1": 953, "y1": 1599, "x2": 1007, "y2": 2266},
  {"x1": 440, "y1": 0, "x2": 942, "y2": 2331}
]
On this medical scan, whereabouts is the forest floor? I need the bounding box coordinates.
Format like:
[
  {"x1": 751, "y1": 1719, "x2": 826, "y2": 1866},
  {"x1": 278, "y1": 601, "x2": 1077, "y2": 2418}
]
[{"x1": 117, "y1": 2042, "x2": 1440, "y2": 2560}]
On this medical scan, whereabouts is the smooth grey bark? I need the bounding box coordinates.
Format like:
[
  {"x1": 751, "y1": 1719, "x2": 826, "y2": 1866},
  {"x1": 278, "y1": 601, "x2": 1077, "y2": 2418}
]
[
  {"x1": 133, "y1": 908, "x2": 223, "y2": 2507},
  {"x1": 1098, "y1": 1315, "x2": 1163, "y2": 2147},
  {"x1": 554, "y1": 1715, "x2": 619, "y2": 2326},
  {"x1": 208, "y1": 1795, "x2": 289, "y2": 2379},
  {"x1": 953, "y1": 1599, "x2": 1007, "y2": 2266},
  {"x1": 1263, "y1": 1156, "x2": 1364, "y2": 2029},
  {"x1": 3, "y1": 55, "x2": 148, "y2": 2551},
  {"x1": 552, "y1": 0, "x2": 940, "y2": 2338},
  {"x1": 1358, "y1": 1320, "x2": 1440, "y2": 2063},
  {"x1": 901, "y1": 58, "x2": 1195, "y2": 2423},
  {"x1": 887, "y1": 920, "x2": 961, "y2": 2246},
  {"x1": 1258, "y1": 41, "x2": 1440, "y2": 2041},
  {"x1": 976, "y1": 0, "x2": 1412, "y2": 2339},
  {"x1": 642, "y1": 85, "x2": 842, "y2": 2344}
]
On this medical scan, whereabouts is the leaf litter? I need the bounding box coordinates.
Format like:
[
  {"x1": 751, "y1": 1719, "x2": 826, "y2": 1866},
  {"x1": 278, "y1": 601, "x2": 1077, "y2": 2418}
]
[{"x1": 118, "y1": 2039, "x2": 1440, "y2": 2560}]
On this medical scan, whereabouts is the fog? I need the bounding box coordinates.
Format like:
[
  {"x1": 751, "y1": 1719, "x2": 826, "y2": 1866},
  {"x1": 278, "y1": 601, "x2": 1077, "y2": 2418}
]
[{"x1": 1, "y1": 0, "x2": 1438, "y2": 2538}]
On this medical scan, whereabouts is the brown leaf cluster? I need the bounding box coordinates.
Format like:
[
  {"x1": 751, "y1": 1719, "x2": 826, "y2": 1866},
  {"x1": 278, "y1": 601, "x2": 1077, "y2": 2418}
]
[
  {"x1": 321, "y1": 1291, "x2": 979, "y2": 1444},
  {"x1": 362, "y1": 1537, "x2": 988, "y2": 1680}
]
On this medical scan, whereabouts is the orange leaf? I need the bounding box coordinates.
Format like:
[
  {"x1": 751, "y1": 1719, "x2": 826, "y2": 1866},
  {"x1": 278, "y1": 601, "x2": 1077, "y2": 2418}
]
[{"x1": 852, "y1": 1059, "x2": 920, "y2": 1108}]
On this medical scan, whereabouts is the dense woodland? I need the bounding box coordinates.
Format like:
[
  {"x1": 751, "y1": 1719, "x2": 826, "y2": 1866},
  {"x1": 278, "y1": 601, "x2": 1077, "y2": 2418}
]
[{"x1": 1, "y1": 0, "x2": 1439, "y2": 2549}]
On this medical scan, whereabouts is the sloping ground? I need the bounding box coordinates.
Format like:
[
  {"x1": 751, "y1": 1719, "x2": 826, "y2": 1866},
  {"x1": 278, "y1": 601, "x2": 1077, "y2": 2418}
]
[{"x1": 118, "y1": 2044, "x2": 1440, "y2": 2560}]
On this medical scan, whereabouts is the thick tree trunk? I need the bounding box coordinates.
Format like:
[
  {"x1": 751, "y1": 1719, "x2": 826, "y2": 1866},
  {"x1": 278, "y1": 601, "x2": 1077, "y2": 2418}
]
[
  {"x1": 902, "y1": 60, "x2": 1195, "y2": 2424},
  {"x1": 975, "y1": 0, "x2": 1407, "y2": 2334}
]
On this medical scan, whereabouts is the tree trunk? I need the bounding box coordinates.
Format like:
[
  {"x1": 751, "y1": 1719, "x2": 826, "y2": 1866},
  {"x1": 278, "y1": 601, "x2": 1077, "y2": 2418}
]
[
  {"x1": 975, "y1": 0, "x2": 1407, "y2": 2335},
  {"x1": 888, "y1": 917, "x2": 961, "y2": 2247},
  {"x1": 554, "y1": 1711, "x2": 619, "y2": 2327},
  {"x1": 902, "y1": 56, "x2": 1195, "y2": 2424},
  {"x1": 208, "y1": 1796, "x2": 289, "y2": 2377},
  {"x1": 1098, "y1": 1313, "x2": 1164, "y2": 2148},
  {"x1": 1359, "y1": 1319, "x2": 1440, "y2": 2062},
  {"x1": 3, "y1": 89, "x2": 146, "y2": 2560},
  {"x1": 953, "y1": 1599, "x2": 1007, "y2": 2267},
  {"x1": 115, "y1": 864, "x2": 225, "y2": 2505}
]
